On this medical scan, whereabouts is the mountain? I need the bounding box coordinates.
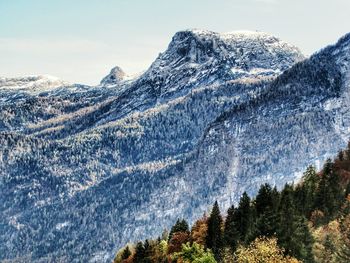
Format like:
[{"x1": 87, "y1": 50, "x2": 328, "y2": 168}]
[
  {"x1": 100, "y1": 66, "x2": 129, "y2": 86},
  {"x1": 0, "y1": 30, "x2": 349, "y2": 262},
  {"x1": 182, "y1": 32, "x2": 350, "y2": 207}
]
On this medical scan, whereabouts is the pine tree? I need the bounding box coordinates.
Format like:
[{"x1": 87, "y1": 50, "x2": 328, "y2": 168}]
[
  {"x1": 121, "y1": 246, "x2": 131, "y2": 260},
  {"x1": 255, "y1": 184, "x2": 274, "y2": 216},
  {"x1": 327, "y1": 163, "x2": 343, "y2": 216},
  {"x1": 271, "y1": 186, "x2": 280, "y2": 211},
  {"x1": 277, "y1": 184, "x2": 297, "y2": 250},
  {"x1": 134, "y1": 241, "x2": 146, "y2": 263},
  {"x1": 277, "y1": 184, "x2": 314, "y2": 262},
  {"x1": 206, "y1": 201, "x2": 223, "y2": 260},
  {"x1": 294, "y1": 183, "x2": 307, "y2": 215},
  {"x1": 315, "y1": 159, "x2": 342, "y2": 220},
  {"x1": 234, "y1": 192, "x2": 254, "y2": 244},
  {"x1": 294, "y1": 216, "x2": 314, "y2": 262},
  {"x1": 143, "y1": 239, "x2": 153, "y2": 263},
  {"x1": 255, "y1": 209, "x2": 279, "y2": 238},
  {"x1": 302, "y1": 165, "x2": 319, "y2": 217},
  {"x1": 224, "y1": 205, "x2": 239, "y2": 252},
  {"x1": 314, "y1": 171, "x2": 329, "y2": 220},
  {"x1": 254, "y1": 184, "x2": 279, "y2": 237}
]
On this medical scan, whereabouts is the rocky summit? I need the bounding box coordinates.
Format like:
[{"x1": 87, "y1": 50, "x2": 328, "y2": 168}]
[{"x1": 1, "y1": 30, "x2": 349, "y2": 262}]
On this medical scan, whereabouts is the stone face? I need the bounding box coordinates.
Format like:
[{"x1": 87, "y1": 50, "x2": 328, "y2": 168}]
[
  {"x1": 0, "y1": 30, "x2": 349, "y2": 262},
  {"x1": 100, "y1": 66, "x2": 127, "y2": 85}
]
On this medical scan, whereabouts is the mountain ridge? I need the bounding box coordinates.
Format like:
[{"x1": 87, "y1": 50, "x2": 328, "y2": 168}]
[{"x1": 0, "y1": 30, "x2": 349, "y2": 262}]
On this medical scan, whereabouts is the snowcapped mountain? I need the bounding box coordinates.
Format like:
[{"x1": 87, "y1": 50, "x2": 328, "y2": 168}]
[
  {"x1": 137, "y1": 29, "x2": 303, "y2": 101},
  {"x1": 0, "y1": 75, "x2": 68, "y2": 92},
  {"x1": 0, "y1": 30, "x2": 349, "y2": 262}
]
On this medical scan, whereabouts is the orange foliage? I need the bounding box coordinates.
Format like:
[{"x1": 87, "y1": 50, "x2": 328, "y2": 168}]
[
  {"x1": 191, "y1": 216, "x2": 208, "y2": 246},
  {"x1": 168, "y1": 232, "x2": 190, "y2": 254},
  {"x1": 121, "y1": 256, "x2": 134, "y2": 263}
]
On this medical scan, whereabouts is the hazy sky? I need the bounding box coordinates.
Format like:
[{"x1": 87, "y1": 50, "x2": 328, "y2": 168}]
[{"x1": 0, "y1": 0, "x2": 349, "y2": 85}]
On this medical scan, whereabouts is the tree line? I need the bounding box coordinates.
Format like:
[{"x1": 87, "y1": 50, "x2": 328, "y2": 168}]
[{"x1": 114, "y1": 143, "x2": 350, "y2": 263}]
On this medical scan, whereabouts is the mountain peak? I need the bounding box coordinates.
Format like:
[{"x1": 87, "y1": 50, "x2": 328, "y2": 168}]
[
  {"x1": 162, "y1": 29, "x2": 304, "y2": 68},
  {"x1": 175, "y1": 29, "x2": 270, "y2": 39},
  {"x1": 100, "y1": 66, "x2": 127, "y2": 85},
  {"x1": 131, "y1": 29, "x2": 306, "y2": 101},
  {"x1": 141, "y1": 29, "x2": 304, "y2": 100}
]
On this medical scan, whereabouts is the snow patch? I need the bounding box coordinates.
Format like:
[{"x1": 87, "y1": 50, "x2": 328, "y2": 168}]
[
  {"x1": 9, "y1": 216, "x2": 25, "y2": 230},
  {"x1": 56, "y1": 221, "x2": 70, "y2": 230}
]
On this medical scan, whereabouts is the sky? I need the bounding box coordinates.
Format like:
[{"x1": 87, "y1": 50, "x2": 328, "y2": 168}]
[{"x1": 0, "y1": 0, "x2": 349, "y2": 85}]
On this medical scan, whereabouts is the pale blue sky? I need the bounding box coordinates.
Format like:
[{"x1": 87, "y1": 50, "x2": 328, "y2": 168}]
[{"x1": 0, "y1": 0, "x2": 349, "y2": 85}]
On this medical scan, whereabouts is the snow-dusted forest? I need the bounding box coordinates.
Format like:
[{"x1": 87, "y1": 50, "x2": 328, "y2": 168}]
[{"x1": 1, "y1": 30, "x2": 350, "y2": 262}]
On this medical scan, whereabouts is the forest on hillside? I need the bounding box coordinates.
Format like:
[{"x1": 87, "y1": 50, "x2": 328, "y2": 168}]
[{"x1": 114, "y1": 143, "x2": 350, "y2": 263}]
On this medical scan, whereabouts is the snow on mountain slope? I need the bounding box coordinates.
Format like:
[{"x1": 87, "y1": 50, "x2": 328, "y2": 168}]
[
  {"x1": 141, "y1": 29, "x2": 303, "y2": 100},
  {"x1": 2, "y1": 30, "x2": 349, "y2": 263},
  {"x1": 186, "y1": 31, "x2": 350, "y2": 206},
  {"x1": 0, "y1": 30, "x2": 303, "y2": 137},
  {"x1": 99, "y1": 66, "x2": 137, "y2": 86},
  {"x1": 0, "y1": 75, "x2": 68, "y2": 92}
]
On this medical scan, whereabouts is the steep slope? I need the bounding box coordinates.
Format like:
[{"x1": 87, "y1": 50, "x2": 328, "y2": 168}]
[
  {"x1": 187, "y1": 32, "x2": 350, "y2": 206},
  {"x1": 141, "y1": 29, "x2": 303, "y2": 101},
  {"x1": 1, "y1": 29, "x2": 341, "y2": 262}
]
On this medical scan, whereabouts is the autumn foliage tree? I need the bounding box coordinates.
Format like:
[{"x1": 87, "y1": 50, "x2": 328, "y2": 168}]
[
  {"x1": 337, "y1": 213, "x2": 350, "y2": 262},
  {"x1": 172, "y1": 242, "x2": 216, "y2": 263},
  {"x1": 312, "y1": 219, "x2": 341, "y2": 263},
  {"x1": 191, "y1": 215, "x2": 208, "y2": 246},
  {"x1": 234, "y1": 237, "x2": 301, "y2": 263},
  {"x1": 113, "y1": 142, "x2": 350, "y2": 263},
  {"x1": 169, "y1": 219, "x2": 190, "y2": 241},
  {"x1": 168, "y1": 232, "x2": 190, "y2": 254}
]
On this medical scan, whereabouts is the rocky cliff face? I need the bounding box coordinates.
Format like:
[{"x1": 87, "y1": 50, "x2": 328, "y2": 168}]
[
  {"x1": 1, "y1": 30, "x2": 349, "y2": 262},
  {"x1": 100, "y1": 66, "x2": 128, "y2": 86}
]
